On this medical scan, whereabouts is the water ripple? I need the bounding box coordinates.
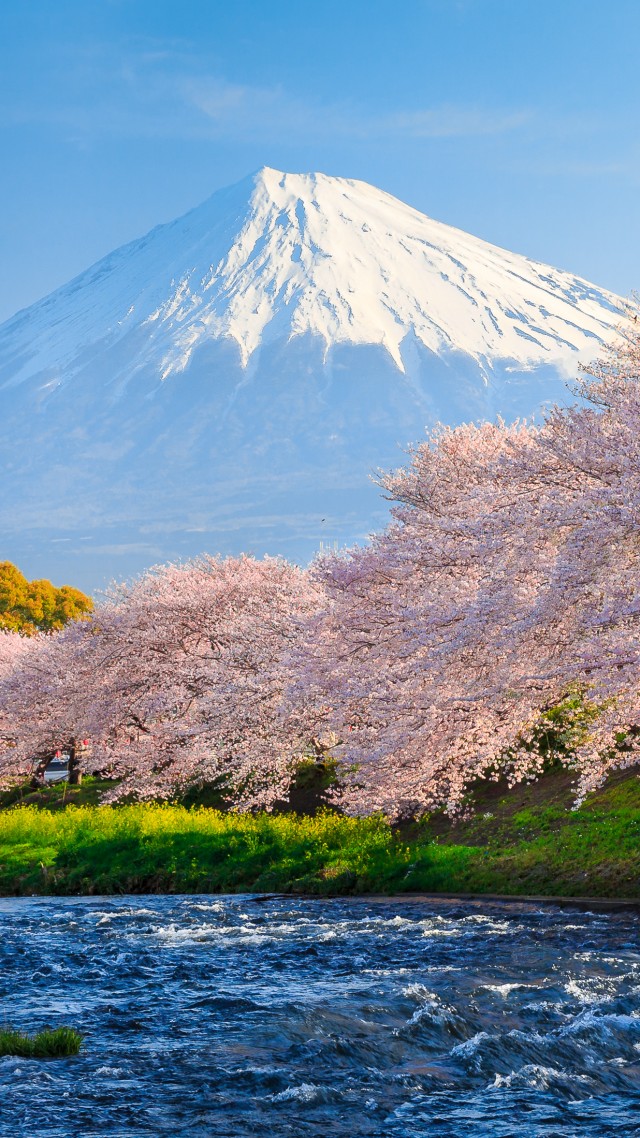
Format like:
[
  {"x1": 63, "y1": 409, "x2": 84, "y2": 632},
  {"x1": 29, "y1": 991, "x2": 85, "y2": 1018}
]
[{"x1": 0, "y1": 895, "x2": 638, "y2": 1136}]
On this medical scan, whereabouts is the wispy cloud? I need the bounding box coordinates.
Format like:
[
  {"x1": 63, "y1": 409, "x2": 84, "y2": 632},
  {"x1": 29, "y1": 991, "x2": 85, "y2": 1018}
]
[
  {"x1": 380, "y1": 106, "x2": 531, "y2": 139},
  {"x1": 0, "y1": 38, "x2": 532, "y2": 145},
  {"x1": 183, "y1": 75, "x2": 532, "y2": 142}
]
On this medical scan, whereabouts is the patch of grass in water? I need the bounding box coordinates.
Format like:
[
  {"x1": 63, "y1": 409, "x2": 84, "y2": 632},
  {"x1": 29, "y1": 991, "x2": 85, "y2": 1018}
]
[{"x1": 0, "y1": 1026, "x2": 82, "y2": 1058}]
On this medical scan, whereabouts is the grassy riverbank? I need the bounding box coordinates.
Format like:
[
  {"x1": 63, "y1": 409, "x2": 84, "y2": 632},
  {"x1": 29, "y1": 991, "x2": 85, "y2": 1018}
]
[{"x1": 0, "y1": 767, "x2": 637, "y2": 898}]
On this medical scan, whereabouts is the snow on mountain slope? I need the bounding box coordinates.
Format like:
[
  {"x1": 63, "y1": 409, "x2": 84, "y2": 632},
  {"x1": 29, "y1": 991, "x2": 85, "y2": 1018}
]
[
  {"x1": 0, "y1": 166, "x2": 622, "y2": 391},
  {"x1": 0, "y1": 167, "x2": 626, "y2": 590}
]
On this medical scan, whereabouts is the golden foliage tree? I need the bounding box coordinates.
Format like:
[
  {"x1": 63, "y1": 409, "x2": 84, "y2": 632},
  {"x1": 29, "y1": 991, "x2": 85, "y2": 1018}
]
[{"x1": 0, "y1": 562, "x2": 92, "y2": 635}]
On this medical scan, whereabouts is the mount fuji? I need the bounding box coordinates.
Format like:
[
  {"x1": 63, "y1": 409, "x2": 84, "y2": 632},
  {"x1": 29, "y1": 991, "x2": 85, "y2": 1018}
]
[{"x1": 0, "y1": 167, "x2": 624, "y2": 590}]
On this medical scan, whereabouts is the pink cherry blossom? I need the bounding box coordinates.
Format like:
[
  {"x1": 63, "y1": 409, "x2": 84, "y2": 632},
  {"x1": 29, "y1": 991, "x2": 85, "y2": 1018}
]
[
  {"x1": 2, "y1": 312, "x2": 640, "y2": 816},
  {"x1": 302, "y1": 307, "x2": 640, "y2": 814},
  {"x1": 0, "y1": 556, "x2": 323, "y2": 804}
]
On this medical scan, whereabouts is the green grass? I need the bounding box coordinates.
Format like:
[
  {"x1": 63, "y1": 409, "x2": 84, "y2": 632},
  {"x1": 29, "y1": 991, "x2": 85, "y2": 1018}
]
[
  {"x1": 0, "y1": 1026, "x2": 82, "y2": 1058},
  {"x1": 0, "y1": 767, "x2": 637, "y2": 898},
  {"x1": 0, "y1": 804, "x2": 413, "y2": 895},
  {"x1": 0, "y1": 776, "x2": 120, "y2": 812}
]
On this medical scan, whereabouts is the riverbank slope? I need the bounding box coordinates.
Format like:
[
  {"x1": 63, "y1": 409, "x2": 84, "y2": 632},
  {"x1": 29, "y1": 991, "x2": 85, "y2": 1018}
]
[{"x1": 0, "y1": 766, "x2": 637, "y2": 898}]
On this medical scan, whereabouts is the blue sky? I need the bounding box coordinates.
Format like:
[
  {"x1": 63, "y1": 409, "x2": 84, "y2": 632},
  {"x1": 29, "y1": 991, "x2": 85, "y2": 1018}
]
[{"x1": 1, "y1": 0, "x2": 638, "y2": 322}]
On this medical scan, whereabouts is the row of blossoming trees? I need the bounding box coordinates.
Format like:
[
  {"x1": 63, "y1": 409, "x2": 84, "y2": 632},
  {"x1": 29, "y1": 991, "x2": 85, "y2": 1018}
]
[{"x1": 1, "y1": 321, "x2": 640, "y2": 816}]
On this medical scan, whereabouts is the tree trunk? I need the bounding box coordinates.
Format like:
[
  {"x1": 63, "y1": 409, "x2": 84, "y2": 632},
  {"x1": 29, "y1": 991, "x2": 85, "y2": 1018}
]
[
  {"x1": 67, "y1": 741, "x2": 83, "y2": 786},
  {"x1": 30, "y1": 754, "x2": 50, "y2": 789}
]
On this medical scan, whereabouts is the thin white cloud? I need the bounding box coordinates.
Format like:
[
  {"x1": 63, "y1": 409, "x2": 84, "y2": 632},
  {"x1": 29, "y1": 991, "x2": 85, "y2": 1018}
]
[
  {"x1": 0, "y1": 39, "x2": 532, "y2": 145},
  {"x1": 381, "y1": 106, "x2": 532, "y2": 138},
  {"x1": 184, "y1": 75, "x2": 532, "y2": 142}
]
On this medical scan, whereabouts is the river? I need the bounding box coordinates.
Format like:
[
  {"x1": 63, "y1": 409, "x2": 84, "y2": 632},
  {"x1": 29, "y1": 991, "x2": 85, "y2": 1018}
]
[{"x1": 0, "y1": 895, "x2": 638, "y2": 1136}]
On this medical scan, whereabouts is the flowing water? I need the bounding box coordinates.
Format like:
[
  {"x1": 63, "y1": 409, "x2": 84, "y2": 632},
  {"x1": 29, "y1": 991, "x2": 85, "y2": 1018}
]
[{"x1": 0, "y1": 895, "x2": 638, "y2": 1137}]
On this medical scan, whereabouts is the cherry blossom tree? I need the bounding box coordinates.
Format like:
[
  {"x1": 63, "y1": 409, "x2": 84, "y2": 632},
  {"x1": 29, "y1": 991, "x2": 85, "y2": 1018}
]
[
  {"x1": 3, "y1": 314, "x2": 640, "y2": 817},
  {"x1": 0, "y1": 630, "x2": 37, "y2": 783},
  {"x1": 0, "y1": 630, "x2": 31, "y2": 679},
  {"x1": 303, "y1": 310, "x2": 640, "y2": 815},
  {"x1": 0, "y1": 556, "x2": 323, "y2": 805}
]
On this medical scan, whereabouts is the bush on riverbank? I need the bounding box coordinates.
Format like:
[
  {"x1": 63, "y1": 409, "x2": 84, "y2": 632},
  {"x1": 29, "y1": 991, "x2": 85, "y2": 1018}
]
[{"x1": 0, "y1": 767, "x2": 637, "y2": 898}]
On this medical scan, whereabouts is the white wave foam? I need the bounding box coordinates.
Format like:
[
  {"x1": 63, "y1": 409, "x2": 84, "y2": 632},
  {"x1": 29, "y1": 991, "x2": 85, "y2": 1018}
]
[
  {"x1": 490, "y1": 1064, "x2": 593, "y2": 1091},
  {"x1": 450, "y1": 1031, "x2": 491, "y2": 1058},
  {"x1": 484, "y1": 982, "x2": 535, "y2": 997},
  {"x1": 271, "y1": 1082, "x2": 327, "y2": 1104},
  {"x1": 560, "y1": 1007, "x2": 640, "y2": 1038},
  {"x1": 399, "y1": 984, "x2": 462, "y2": 1031},
  {"x1": 564, "y1": 978, "x2": 614, "y2": 1004}
]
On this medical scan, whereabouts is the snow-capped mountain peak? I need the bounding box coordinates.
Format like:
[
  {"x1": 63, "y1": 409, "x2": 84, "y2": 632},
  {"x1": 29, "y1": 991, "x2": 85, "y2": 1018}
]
[
  {"x1": 1, "y1": 166, "x2": 622, "y2": 392},
  {"x1": 0, "y1": 167, "x2": 625, "y2": 590}
]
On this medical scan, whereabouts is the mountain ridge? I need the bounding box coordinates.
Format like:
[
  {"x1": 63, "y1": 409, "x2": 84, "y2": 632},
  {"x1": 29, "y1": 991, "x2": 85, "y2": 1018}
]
[
  {"x1": 0, "y1": 166, "x2": 622, "y2": 390},
  {"x1": 0, "y1": 167, "x2": 626, "y2": 589}
]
